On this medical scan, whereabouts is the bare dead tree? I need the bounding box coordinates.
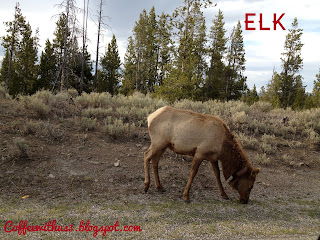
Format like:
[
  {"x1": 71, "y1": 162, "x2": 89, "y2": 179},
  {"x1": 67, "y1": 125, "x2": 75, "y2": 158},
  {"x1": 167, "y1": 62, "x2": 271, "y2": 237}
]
[
  {"x1": 94, "y1": 0, "x2": 103, "y2": 92},
  {"x1": 53, "y1": 0, "x2": 79, "y2": 92},
  {"x1": 80, "y1": 0, "x2": 89, "y2": 94},
  {"x1": 93, "y1": 0, "x2": 110, "y2": 92}
]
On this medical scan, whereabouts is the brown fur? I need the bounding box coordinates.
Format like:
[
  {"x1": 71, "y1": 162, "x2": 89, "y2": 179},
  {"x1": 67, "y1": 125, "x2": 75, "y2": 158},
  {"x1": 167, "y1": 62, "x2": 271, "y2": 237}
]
[
  {"x1": 219, "y1": 127, "x2": 254, "y2": 180},
  {"x1": 144, "y1": 106, "x2": 259, "y2": 204}
]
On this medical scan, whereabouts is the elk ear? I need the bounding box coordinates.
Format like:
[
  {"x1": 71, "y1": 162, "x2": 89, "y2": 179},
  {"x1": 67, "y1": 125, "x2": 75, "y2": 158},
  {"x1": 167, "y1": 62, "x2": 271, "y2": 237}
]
[{"x1": 251, "y1": 168, "x2": 260, "y2": 177}]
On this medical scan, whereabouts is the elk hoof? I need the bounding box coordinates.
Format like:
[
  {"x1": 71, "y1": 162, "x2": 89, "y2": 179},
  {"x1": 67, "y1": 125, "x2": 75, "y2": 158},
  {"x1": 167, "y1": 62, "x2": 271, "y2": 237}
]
[
  {"x1": 157, "y1": 186, "x2": 166, "y2": 193},
  {"x1": 222, "y1": 194, "x2": 229, "y2": 200},
  {"x1": 184, "y1": 199, "x2": 191, "y2": 204},
  {"x1": 144, "y1": 184, "x2": 149, "y2": 193}
]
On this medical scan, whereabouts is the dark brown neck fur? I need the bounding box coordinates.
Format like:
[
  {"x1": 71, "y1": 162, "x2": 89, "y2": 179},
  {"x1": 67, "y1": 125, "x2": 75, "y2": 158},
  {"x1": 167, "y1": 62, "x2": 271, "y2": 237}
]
[{"x1": 219, "y1": 125, "x2": 252, "y2": 180}]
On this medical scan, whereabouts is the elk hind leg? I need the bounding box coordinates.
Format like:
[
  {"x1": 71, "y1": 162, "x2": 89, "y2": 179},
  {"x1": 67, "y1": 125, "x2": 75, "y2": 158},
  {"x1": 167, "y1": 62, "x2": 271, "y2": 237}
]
[
  {"x1": 144, "y1": 145, "x2": 165, "y2": 193},
  {"x1": 151, "y1": 149, "x2": 166, "y2": 192},
  {"x1": 144, "y1": 147, "x2": 152, "y2": 193}
]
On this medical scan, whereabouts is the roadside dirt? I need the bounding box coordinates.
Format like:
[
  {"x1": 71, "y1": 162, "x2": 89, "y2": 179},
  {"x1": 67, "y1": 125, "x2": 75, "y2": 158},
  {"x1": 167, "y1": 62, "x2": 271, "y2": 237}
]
[{"x1": 1, "y1": 123, "x2": 319, "y2": 205}]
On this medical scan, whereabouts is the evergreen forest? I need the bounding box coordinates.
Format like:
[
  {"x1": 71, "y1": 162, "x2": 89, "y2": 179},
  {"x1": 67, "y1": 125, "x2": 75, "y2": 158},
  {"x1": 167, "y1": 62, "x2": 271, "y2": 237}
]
[{"x1": 1, "y1": 0, "x2": 320, "y2": 109}]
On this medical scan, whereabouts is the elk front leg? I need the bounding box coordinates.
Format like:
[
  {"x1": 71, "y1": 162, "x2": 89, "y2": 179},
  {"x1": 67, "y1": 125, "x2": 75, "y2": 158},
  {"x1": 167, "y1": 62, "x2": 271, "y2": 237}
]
[
  {"x1": 209, "y1": 161, "x2": 229, "y2": 200},
  {"x1": 183, "y1": 155, "x2": 203, "y2": 203}
]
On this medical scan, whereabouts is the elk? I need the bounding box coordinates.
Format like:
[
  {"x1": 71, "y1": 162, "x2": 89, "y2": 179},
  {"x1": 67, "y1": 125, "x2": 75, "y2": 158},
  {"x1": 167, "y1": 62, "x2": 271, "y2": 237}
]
[{"x1": 144, "y1": 106, "x2": 259, "y2": 204}]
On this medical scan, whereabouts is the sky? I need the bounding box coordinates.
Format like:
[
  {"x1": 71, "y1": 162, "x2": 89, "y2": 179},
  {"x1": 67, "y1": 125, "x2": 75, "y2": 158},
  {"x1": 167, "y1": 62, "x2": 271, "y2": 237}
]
[{"x1": 0, "y1": 0, "x2": 320, "y2": 92}]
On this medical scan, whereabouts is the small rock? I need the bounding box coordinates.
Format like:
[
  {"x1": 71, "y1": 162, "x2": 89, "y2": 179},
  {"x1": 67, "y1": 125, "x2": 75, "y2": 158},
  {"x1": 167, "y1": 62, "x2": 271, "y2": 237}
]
[
  {"x1": 136, "y1": 144, "x2": 142, "y2": 148},
  {"x1": 109, "y1": 178, "x2": 114, "y2": 183},
  {"x1": 299, "y1": 162, "x2": 308, "y2": 167},
  {"x1": 114, "y1": 160, "x2": 120, "y2": 167},
  {"x1": 48, "y1": 174, "x2": 55, "y2": 179},
  {"x1": 6, "y1": 170, "x2": 14, "y2": 174}
]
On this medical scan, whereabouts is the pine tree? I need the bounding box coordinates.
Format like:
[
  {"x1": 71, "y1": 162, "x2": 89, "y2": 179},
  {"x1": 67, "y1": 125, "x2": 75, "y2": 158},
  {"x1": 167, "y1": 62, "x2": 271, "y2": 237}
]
[
  {"x1": 133, "y1": 9, "x2": 149, "y2": 92},
  {"x1": 53, "y1": 0, "x2": 79, "y2": 91},
  {"x1": 312, "y1": 68, "x2": 320, "y2": 107},
  {"x1": 122, "y1": 7, "x2": 162, "y2": 94},
  {"x1": 0, "y1": 50, "x2": 10, "y2": 85},
  {"x1": 157, "y1": 13, "x2": 173, "y2": 87},
  {"x1": 279, "y1": 18, "x2": 304, "y2": 108},
  {"x1": 207, "y1": 9, "x2": 227, "y2": 100},
  {"x1": 245, "y1": 84, "x2": 259, "y2": 105},
  {"x1": 225, "y1": 21, "x2": 246, "y2": 101},
  {"x1": 259, "y1": 86, "x2": 267, "y2": 101},
  {"x1": 1, "y1": 3, "x2": 38, "y2": 96},
  {"x1": 38, "y1": 39, "x2": 57, "y2": 90},
  {"x1": 144, "y1": 7, "x2": 159, "y2": 92},
  {"x1": 98, "y1": 35, "x2": 121, "y2": 95},
  {"x1": 70, "y1": 41, "x2": 93, "y2": 93},
  {"x1": 0, "y1": 3, "x2": 22, "y2": 93},
  {"x1": 192, "y1": 4, "x2": 207, "y2": 100},
  {"x1": 266, "y1": 71, "x2": 281, "y2": 108},
  {"x1": 156, "y1": 0, "x2": 210, "y2": 101},
  {"x1": 52, "y1": 13, "x2": 71, "y2": 91},
  {"x1": 131, "y1": 8, "x2": 159, "y2": 93},
  {"x1": 121, "y1": 37, "x2": 137, "y2": 95},
  {"x1": 15, "y1": 22, "x2": 39, "y2": 94}
]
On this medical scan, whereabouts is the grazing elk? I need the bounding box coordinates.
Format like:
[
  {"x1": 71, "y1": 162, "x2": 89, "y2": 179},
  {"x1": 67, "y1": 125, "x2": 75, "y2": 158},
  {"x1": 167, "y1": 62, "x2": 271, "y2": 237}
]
[{"x1": 144, "y1": 106, "x2": 260, "y2": 204}]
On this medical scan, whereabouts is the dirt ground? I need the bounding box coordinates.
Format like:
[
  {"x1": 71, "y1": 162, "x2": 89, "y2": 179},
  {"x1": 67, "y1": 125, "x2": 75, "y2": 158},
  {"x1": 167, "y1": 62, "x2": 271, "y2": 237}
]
[
  {"x1": 0, "y1": 99, "x2": 319, "y2": 239},
  {"x1": 1, "y1": 126, "x2": 320, "y2": 203}
]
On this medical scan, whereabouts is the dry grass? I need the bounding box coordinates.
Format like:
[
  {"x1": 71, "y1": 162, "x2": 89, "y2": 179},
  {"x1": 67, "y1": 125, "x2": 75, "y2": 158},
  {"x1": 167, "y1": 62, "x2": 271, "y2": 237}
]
[
  {"x1": 0, "y1": 198, "x2": 318, "y2": 239},
  {"x1": 3, "y1": 89, "x2": 319, "y2": 163}
]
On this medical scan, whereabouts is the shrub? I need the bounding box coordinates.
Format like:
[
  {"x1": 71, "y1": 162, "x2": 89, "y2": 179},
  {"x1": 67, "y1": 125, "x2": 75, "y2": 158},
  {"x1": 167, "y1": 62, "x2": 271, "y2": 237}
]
[
  {"x1": 281, "y1": 153, "x2": 290, "y2": 164},
  {"x1": 83, "y1": 107, "x2": 113, "y2": 119},
  {"x1": 33, "y1": 90, "x2": 53, "y2": 105},
  {"x1": 75, "y1": 92, "x2": 112, "y2": 108},
  {"x1": 67, "y1": 88, "x2": 79, "y2": 98},
  {"x1": 232, "y1": 111, "x2": 247, "y2": 124},
  {"x1": 104, "y1": 118, "x2": 136, "y2": 138},
  {"x1": 254, "y1": 153, "x2": 271, "y2": 165},
  {"x1": 80, "y1": 117, "x2": 97, "y2": 131},
  {"x1": 23, "y1": 120, "x2": 64, "y2": 142},
  {"x1": 174, "y1": 99, "x2": 208, "y2": 114},
  {"x1": 28, "y1": 98, "x2": 50, "y2": 119},
  {"x1": 250, "y1": 101, "x2": 273, "y2": 113},
  {"x1": 236, "y1": 133, "x2": 259, "y2": 150},
  {"x1": 0, "y1": 82, "x2": 11, "y2": 99},
  {"x1": 24, "y1": 121, "x2": 41, "y2": 135},
  {"x1": 13, "y1": 137, "x2": 29, "y2": 158}
]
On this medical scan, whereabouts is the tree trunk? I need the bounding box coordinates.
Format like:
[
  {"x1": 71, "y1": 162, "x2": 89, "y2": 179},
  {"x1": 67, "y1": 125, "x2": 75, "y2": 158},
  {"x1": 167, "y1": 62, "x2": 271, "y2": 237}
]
[
  {"x1": 135, "y1": 47, "x2": 141, "y2": 91},
  {"x1": 181, "y1": 0, "x2": 191, "y2": 73},
  {"x1": 94, "y1": 0, "x2": 103, "y2": 92},
  {"x1": 80, "y1": 0, "x2": 89, "y2": 93},
  {"x1": 6, "y1": 4, "x2": 19, "y2": 93}
]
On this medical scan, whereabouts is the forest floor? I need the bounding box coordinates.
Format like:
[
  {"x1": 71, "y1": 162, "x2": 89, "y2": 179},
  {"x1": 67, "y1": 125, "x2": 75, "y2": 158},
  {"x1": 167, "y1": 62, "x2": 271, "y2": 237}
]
[{"x1": 0, "y1": 96, "x2": 319, "y2": 239}]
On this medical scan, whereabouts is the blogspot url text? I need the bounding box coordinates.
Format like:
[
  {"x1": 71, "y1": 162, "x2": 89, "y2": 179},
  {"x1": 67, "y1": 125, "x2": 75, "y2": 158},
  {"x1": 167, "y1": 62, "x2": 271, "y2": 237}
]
[{"x1": 3, "y1": 220, "x2": 142, "y2": 237}]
